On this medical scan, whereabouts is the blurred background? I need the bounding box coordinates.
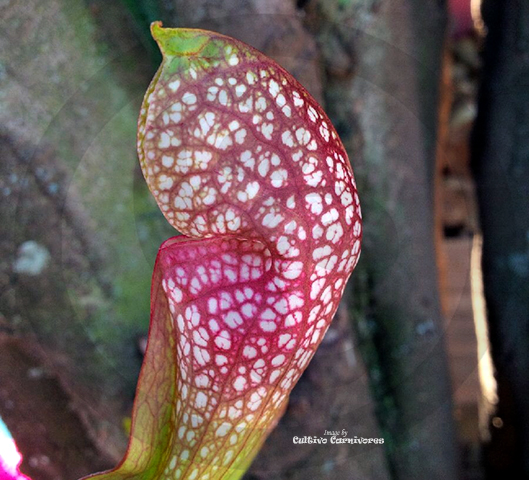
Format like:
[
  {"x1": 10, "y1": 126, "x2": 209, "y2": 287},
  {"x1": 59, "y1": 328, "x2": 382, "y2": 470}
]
[{"x1": 1, "y1": 0, "x2": 528, "y2": 479}]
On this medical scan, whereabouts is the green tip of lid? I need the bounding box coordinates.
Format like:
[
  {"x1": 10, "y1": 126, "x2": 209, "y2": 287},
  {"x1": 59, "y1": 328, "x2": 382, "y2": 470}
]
[{"x1": 150, "y1": 22, "x2": 210, "y2": 57}]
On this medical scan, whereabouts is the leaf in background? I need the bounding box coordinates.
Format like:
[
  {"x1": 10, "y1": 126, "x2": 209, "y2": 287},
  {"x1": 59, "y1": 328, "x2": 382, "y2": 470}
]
[{"x1": 84, "y1": 22, "x2": 361, "y2": 480}]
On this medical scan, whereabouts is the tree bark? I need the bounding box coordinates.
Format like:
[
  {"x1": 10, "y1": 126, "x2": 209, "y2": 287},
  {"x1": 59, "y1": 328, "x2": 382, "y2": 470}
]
[
  {"x1": 0, "y1": 0, "x2": 170, "y2": 476},
  {"x1": 472, "y1": 1, "x2": 529, "y2": 478},
  {"x1": 0, "y1": 1, "x2": 459, "y2": 479},
  {"x1": 301, "y1": 1, "x2": 460, "y2": 479}
]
